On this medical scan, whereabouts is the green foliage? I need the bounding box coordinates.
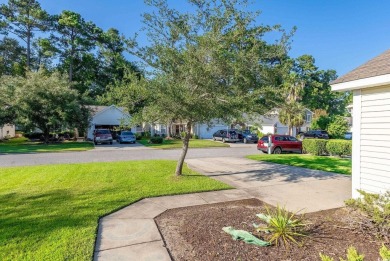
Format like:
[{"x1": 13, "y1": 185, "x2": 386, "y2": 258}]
[
  {"x1": 380, "y1": 244, "x2": 390, "y2": 261},
  {"x1": 326, "y1": 139, "x2": 352, "y2": 156},
  {"x1": 302, "y1": 139, "x2": 328, "y2": 156},
  {"x1": 0, "y1": 37, "x2": 26, "y2": 76},
  {"x1": 345, "y1": 190, "x2": 390, "y2": 240},
  {"x1": 327, "y1": 115, "x2": 350, "y2": 139},
  {"x1": 149, "y1": 136, "x2": 163, "y2": 144},
  {"x1": 278, "y1": 102, "x2": 306, "y2": 135},
  {"x1": 320, "y1": 245, "x2": 390, "y2": 261},
  {"x1": 319, "y1": 253, "x2": 334, "y2": 261},
  {"x1": 255, "y1": 205, "x2": 306, "y2": 247},
  {"x1": 310, "y1": 115, "x2": 331, "y2": 130},
  {"x1": 340, "y1": 247, "x2": 365, "y2": 261}
]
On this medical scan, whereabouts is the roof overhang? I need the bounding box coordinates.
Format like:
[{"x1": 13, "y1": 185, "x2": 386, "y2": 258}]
[{"x1": 331, "y1": 73, "x2": 390, "y2": 91}]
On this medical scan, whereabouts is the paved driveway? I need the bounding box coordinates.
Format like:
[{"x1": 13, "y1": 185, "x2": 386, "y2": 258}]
[{"x1": 186, "y1": 157, "x2": 352, "y2": 212}]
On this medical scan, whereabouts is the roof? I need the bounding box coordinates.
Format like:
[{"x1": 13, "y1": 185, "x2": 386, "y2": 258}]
[
  {"x1": 87, "y1": 105, "x2": 128, "y2": 117},
  {"x1": 332, "y1": 49, "x2": 390, "y2": 85}
]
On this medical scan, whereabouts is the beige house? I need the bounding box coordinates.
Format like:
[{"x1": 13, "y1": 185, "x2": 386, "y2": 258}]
[
  {"x1": 331, "y1": 49, "x2": 390, "y2": 197},
  {"x1": 0, "y1": 124, "x2": 15, "y2": 139}
]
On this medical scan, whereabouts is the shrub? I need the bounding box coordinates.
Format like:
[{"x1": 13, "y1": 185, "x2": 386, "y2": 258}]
[
  {"x1": 24, "y1": 132, "x2": 44, "y2": 140},
  {"x1": 149, "y1": 136, "x2": 163, "y2": 144},
  {"x1": 135, "y1": 133, "x2": 142, "y2": 140},
  {"x1": 255, "y1": 205, "x2": 306, "y2": 247},
  {"x1": 326, "y1": 139, "x2": 352, "y2": 156},
  {"x1": 302, "y1": 139, "x2": 328, "y2": 155},
  {"x1": 345, "y1": 190, "x2": 390, "y2": 240},
  {"x1": 327, "y1": 115, "x2": 350, "y2": 139},
  {"x1": 311, "y1": 115, "x2": 331, "y2": 131},
  {"x1": 193, "y1": 134, "x2": 199, "y2": 139}
]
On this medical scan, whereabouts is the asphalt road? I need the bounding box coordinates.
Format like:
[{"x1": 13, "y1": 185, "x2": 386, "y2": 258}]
[{"x1": 0, "y1": 142, "x2": 259, "y2": 167}]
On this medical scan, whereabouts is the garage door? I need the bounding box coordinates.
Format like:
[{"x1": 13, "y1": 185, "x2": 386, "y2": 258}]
[{"x1": 360, "y1": 85, "x2": 390, "y2": 194}]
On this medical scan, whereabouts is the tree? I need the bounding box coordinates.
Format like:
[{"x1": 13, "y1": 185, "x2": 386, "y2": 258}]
[
  {"x1": 3, "y1": 70, "x2": 89, "y2": 142},
  {"x1": 123, "y1": 0, "x2": 290, "y2": 176},
  {"x1": 278, "y1": 102, "x2": 305, "y2": 135},
  {"x1": 0, "y1": 36, "x2": 26, "y2": 76},
  {"x1": 51, "y1": 10, "x2": 102, "y2": 83},
  {"x1": 0, "y1": 0, "x2": 50, "y2": 69},
  {"x1": 310, "y1": 114, "x2": 330, "y2": 130},
  {"x1": 0, "y1": 74, "x2": 18, "y2": 126},
  {"x1": 327, "y1": 115, "x2": 349, "y2": 139}
]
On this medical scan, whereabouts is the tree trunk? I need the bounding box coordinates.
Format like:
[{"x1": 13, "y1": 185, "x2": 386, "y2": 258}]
[
  {"x1": 175, "y1": 122, "x2": 192, "y2": 176},
  {"x1": 166, "y1": 120, "x2": 171, "y2": 138},
  {"x1": 26, "y1": 29, "x2": 31, "y2": 70}
]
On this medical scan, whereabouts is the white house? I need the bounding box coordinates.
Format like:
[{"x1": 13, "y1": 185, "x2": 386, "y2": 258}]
[
  {"x1": 331, "y1": 49, "x2": 390, "y2": 197},
  {"x1": 256, "y1": 109, "x2": 313, "y2": 136},
  {"x1": 86, "y1": 105, "x2": 134, "y2": 140},
  {"x1": 0, "y1": 124, "x2": 15, "y2": 139}
]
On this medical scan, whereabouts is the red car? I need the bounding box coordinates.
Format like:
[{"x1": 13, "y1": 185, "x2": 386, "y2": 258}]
[{"x1": 257, "y1": 135, "x2": 302, "y2": 154}]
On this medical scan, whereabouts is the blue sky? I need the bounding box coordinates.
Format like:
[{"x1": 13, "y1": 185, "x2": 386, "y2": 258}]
[{"x1": 3, "y1": 0, "x2": 390, "y2": 76}]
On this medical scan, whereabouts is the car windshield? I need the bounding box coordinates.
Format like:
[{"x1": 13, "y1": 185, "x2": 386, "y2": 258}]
[
  {"x1": 122, "y1": 132, "x2": 133, "y2": 135},
  {"x1": 321, "y1": 131, "x2": 328, "y2": 134},
  {"x1": 261, "y1": 136, "x2": 268, "y2": 141},
  {"x1": 229, "y1": 131, "x2": 237, "y2": 134},
  {"x1": 96, "y1": 130, "x2": 110, "y2": 134}
]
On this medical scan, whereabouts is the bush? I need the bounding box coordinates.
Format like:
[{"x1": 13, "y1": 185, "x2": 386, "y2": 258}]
[
  {"x1": 193, "y1": 134, "x2": 199, "y2": 139},
  {"x1": 326, "y1": 139, "x2": 352, "y2": 156},
  {"x1": 24, "y1": 132, "x2": 44, "y2": 140},
  {"x1": 311, "y1": 115, "x2": 331, "y2": 131},
  {"x1": 149, "y1": 136, "x2": 163, "y2": 144},
  {"x1": 345, "y1": 190, "x2": 390, "y2": 240},
  {"x1": 135, "y1": 133, "x2": 142, "y2": 140},
  {"x1": 302, "y1": 139, "x2": 328, "y2": 155},
  {"x1": 327, "y1": 115, "x2": 350, "y2": 139}
]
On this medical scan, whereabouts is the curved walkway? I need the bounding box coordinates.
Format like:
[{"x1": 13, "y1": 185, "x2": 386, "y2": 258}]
[{"x1": 94, "y1": 157, "x2": 351, "y2": 261}]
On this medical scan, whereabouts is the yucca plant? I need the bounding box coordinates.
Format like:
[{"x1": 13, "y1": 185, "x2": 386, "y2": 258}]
[{"x1": 255, "y1": 205, "x2": 307, "y2": 247}]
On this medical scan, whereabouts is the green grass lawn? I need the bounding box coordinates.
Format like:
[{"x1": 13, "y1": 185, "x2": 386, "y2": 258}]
[
  {"x1": 0, "y1": 137, "x2": 94, "y2": 153},
  {"x1": 246, "y1": 154, "x2": 352, "y2": 175},
  {"x1": 0, "y1": 160, "x2": 231, "y2": 260},
  {"x1": 137, "y1": 138, "x2": 229, "y2": 149}
]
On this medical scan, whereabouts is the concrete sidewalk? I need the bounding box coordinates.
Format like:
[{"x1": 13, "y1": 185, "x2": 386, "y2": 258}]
[
  {"x1": 94, "y1": 189, "x2": 253, "y2": 261},
  {"x1": 94, "y1": 157, "x2": 351, "y2": 260}
]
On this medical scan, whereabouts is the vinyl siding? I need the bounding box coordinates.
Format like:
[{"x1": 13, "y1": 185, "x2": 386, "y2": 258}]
[{"x1": 359, "y1": 85, "x2": 390, "y2": 194}]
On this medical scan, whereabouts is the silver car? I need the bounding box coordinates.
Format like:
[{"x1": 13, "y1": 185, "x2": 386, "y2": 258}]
[{"x1": 117, "y1": 131, "x2": 136, "y2": 144}]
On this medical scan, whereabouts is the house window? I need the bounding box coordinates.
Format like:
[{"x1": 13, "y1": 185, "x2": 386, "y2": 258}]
[{"x1": 306, "y1": 113, "x2": 312, "y2": 123}]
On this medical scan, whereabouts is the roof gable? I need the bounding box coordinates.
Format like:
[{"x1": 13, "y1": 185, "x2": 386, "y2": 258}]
[{"x1": 332, "y1": 49, "x2": 390, "y2": 85}]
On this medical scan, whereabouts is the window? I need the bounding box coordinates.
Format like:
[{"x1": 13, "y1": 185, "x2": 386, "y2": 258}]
[
  {"x1": 288, "y1": 136, "x2": 298, "y2": 141},
  {"x1": 306, "y1": 113, "x2": 312, "y2": 123}
]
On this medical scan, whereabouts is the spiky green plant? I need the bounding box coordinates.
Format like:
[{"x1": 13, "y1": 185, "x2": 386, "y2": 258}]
[
  {"x1": 340, "y1": 246, "x2": 364, "y2": 261},
  {"x1": 380, "y1": 244, "x2": 390, "y2": 261},
  {"x1": 319, "y1": 253, "x2": 334, "y2": 261},
  {"x1": 255, "y1": 205, "x2": 306, "y2": 247}
]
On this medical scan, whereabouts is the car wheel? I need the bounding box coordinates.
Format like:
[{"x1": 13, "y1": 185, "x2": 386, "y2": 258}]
[
  {"x1": 110, "y1": 141, "x2": 113, "y2": 145},
  {"x1": 243, "y1": 138, "x2": 247, "y2": 144},
  {"x1": 273, "y1": 147, "x2": 282, "y2": 154},
  {"x1": 213, "y1": 137, "x2": 216, "y2": 141},
  {"x1": 94, "y1": 141, "x2": 97, "y2": 145},
  {"x1": 119, "y1": 141, "x2": 122, "y2": 144},
  {"x1": 222, "y1": 138, "x2": 226, "y2": 143}
]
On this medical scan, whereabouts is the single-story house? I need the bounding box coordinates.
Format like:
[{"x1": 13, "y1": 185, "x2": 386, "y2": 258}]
[
  {"x1": 331, "y1": 49, "x2": 390, "y2": 197},
  {"x1": 86, "y1": 105, "x2": 135, "y2": 140},
  {"x1": 0, "y1": 124, "x2": 15, "y2": 139},
  {"x1": 256, "y1": 108, "x2": 313, "y2": 136}
]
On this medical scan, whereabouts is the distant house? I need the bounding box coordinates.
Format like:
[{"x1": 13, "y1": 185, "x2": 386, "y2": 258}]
[
  {"x1": 331, "y1": 49, "x2": 390, "y2": 197},
  {"x1": 86, "y1": 105, "x2": 135, "y2": 140},
  {"x1": 256, "y1": 108, "x2": 313, "y2": 136},
  {"x1": 0, "y1": 124, "x2": 15, "y2": 139}
]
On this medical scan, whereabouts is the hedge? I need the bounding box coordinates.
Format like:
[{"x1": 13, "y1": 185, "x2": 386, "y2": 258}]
[
  {"x1": 302, "y1": 139, "x2": 352, "y2": 156},
  {"x1": 149, "y1": 136, "x2": 163, "y2": 144},
  {"x1": 326, "y1": 139, "x2": 352, "y2": 156},
  {"x1": 302, "y1": 139, "x2": 328, "y2": 156}
]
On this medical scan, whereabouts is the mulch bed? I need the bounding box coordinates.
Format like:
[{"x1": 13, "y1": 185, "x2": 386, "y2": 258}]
[{"x1": 155, "y1": 198, "x2": 388, "y2": 261}]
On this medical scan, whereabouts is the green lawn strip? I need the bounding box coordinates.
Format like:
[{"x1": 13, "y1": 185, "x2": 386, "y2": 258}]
[
  {"x1": 246, "y1": 154, "x2": 352, "y2": 175},
  {"x1": 0, "y1": 160, "x2": 231, "y2": 260},
  {"x1": 137, "y1": 138, "x2": 229, "y2": 149},
  {"x1": 0, "y1": 138, "x2": 93, "y2": 153}
]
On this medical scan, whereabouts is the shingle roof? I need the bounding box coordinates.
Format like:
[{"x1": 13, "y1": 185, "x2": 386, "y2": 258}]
[
  {"x1": 87, "y1": 105, "x2": 127, "y2": 116},
  {"x1": 332, "y1": 49, "x2": 390, "y2": 84}
]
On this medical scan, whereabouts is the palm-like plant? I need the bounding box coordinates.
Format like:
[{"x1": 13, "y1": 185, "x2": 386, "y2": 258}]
[
  {"x1": 278, "y1": 102, "x2": 305, "y2": 135},
  {"x1": 256, "y1": 205, "x2": 307, "y2": 247}
]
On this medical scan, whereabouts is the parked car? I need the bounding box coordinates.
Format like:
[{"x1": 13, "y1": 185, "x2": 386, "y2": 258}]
[
  {"x1": 117, "y1": 130, "x2": 136, "y2": 144},
  {"x1": 344, "y1": 132, "x2": 352, "y2": 140},
  {"x1": 237, "y1": 129, "x2": 258, "y2": 143},
  {"x1": 257, "y1": 135, "x2": 302, "y2": 154},
  {"x1": 93, "y1": 129, "x2": 113, "y2": 145},
  {"x1": 212, "y1": 129, "x2": 239, "y2": 143},
  {"x1": 300, "y1": 130, "x2": 329, "y2": 139}
]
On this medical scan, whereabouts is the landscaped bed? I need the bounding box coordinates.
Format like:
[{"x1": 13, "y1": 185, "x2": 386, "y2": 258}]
[
  {"x1": 0, "y1": 160, "x2": 231, "y2": 260},
  {"x1": 156, "y1": 198, "x2": 387, "y2": 260},
  {"x1": 0, "y1": 137, "x2": 94, "y2": 153},
  {"x1": 137, "y1": 138, "x2": 229, "y2": 149},
  {"x1": 246, "y1": 154, "x2": 352, "y2": 175}
]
